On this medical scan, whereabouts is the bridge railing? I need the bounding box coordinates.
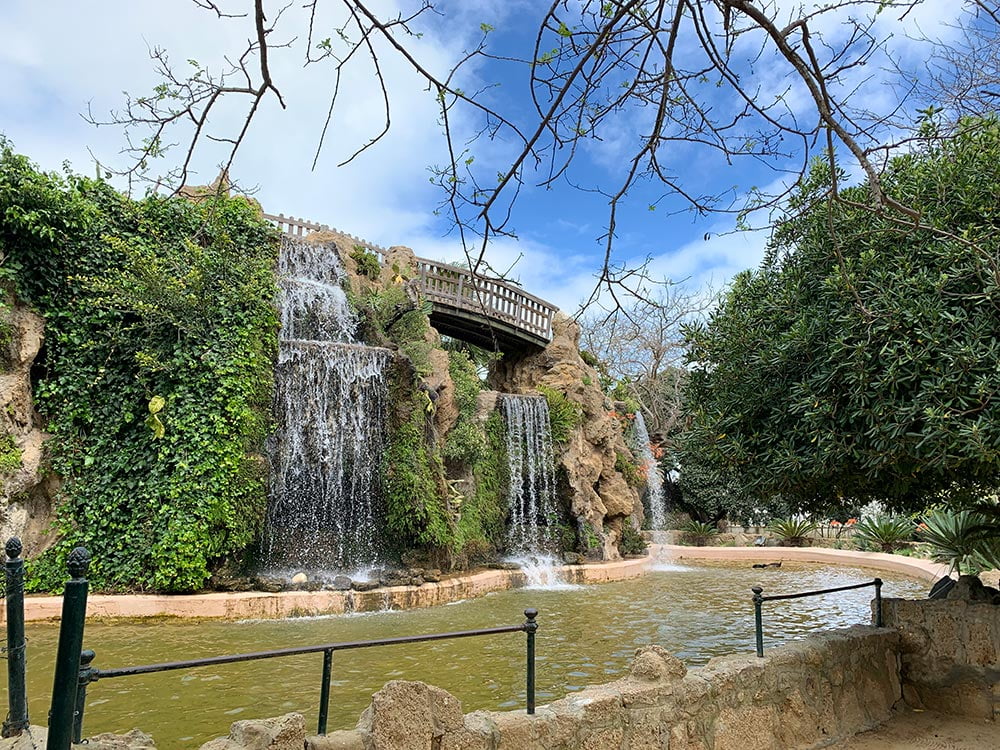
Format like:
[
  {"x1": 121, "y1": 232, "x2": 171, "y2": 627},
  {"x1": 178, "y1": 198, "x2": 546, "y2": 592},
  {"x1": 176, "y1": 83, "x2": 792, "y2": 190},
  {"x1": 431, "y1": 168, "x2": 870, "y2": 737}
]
[
  {"x1": 416, "y1": 259, "x2": 554, "y2": 342},
  {"x1": 263, "y1": 212, "x2": 556, "y2": 343}
]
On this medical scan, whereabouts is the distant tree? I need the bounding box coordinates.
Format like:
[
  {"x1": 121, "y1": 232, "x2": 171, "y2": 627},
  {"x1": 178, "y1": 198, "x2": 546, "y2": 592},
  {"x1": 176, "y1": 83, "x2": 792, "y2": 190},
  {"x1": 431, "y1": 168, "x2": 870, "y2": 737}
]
[
  {"x1": 681, "y1": 116, "x2": 1000, "y2": 512},
  {"x1": 580, "y1": 284, "x2": 710, "y2": 438}
]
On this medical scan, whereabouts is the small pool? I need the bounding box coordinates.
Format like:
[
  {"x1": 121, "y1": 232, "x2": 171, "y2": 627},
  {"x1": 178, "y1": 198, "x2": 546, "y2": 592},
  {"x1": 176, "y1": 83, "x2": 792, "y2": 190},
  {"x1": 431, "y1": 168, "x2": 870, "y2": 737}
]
[{"x1": 7, "y1": 561, "x2": 926, "y2": 746}]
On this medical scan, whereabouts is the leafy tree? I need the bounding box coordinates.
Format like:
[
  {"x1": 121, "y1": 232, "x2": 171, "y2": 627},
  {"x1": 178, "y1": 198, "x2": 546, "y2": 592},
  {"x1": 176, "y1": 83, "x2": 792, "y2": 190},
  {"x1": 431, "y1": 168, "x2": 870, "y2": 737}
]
[{"x1": 682, "y1": 116, "x2": 1000, "y2": 511}]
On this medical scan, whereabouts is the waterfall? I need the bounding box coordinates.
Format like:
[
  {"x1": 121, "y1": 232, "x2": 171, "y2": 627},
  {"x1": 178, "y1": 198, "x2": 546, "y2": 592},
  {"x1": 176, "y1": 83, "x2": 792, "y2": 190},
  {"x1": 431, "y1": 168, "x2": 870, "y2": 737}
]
[
  {"x1": 263, "y1": 237, "x2": 389, "y2": 574},
  {"x1": 631, "y1": 412, "x2": 668, "y2": 529},
  {"x1": 500, "y1": 394, "x2": 573, "y2": 588},
  {"x1": 501, "y1": 394, "x2": 558, "y2": 554}
]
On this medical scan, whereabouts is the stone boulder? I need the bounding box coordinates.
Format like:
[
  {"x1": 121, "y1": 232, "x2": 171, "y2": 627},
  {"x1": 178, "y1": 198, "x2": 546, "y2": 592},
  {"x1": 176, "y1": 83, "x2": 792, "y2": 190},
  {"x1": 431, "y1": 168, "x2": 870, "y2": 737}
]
[
  {"x1": 355, "y1": 680, "x2": 494, "y2": 749},
  {"x1": 946, "y1": 574, "x2": 1000, "y2": 604},
  {"x1": 78, "y1": 730, "x2": 157, "y2": 749},
  {"x1": 629, "y1": 645, "x2": 687, "y2": 683},
  {"x1": 200, "y1": 713, "x2": 305, "y2": 750}
]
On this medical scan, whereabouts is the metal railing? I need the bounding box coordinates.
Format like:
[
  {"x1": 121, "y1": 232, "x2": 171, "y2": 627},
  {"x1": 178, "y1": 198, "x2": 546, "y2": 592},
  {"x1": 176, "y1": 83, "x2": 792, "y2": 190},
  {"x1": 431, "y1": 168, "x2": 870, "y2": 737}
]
[
  {"x1": 751, "y1": 578, "x2": 883, "y2": 657},
  {"x1": 3, "y1": 539, "x2": 29, "y2": 738},
  {"x1": 35, "y1": 547, "x2": 539, "y2": 749}
]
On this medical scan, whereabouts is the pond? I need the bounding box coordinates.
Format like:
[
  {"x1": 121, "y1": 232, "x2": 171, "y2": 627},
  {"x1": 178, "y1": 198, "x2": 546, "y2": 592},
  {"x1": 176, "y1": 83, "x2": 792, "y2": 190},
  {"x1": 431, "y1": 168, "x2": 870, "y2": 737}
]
[{"x1": 7, "y1": 561, "x2": 927, "y2": 746}]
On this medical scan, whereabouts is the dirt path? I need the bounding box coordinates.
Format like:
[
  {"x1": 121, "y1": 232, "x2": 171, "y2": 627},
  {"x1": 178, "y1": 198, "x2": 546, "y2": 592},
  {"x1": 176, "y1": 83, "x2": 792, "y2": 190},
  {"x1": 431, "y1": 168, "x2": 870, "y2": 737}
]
[{"x1": 832, "y1": 709, "x2": 999, "y2": 749}]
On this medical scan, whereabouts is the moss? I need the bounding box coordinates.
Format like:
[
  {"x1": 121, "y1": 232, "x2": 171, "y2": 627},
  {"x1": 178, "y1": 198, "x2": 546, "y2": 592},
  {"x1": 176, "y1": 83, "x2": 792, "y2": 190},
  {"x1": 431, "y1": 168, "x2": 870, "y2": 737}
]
[
  {"x1": 0, "y1": 434, "x2": 21, "y2": 475},
  {"x1": 538, "y1": 385, "x2": 582, "y2": 444}
]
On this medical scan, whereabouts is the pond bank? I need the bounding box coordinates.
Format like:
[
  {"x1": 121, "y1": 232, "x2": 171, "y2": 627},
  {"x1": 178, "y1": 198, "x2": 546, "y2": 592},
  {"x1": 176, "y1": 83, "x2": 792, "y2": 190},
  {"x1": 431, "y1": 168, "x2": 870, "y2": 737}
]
[{"x1": 11, "y1": 545, "x2": 943, "y2": 622}]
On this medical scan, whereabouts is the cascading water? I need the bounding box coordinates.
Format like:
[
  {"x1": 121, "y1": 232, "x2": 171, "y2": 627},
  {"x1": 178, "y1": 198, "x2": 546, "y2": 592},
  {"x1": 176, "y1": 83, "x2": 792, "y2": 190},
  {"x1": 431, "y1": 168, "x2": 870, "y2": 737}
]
[
  {"x1": 630, "y1": 412, "x2": 668, "y2": 530},
  {"x1": 500, "y1": 394, "x2": 571, "y2": 588},
  {"x1": 264, "y1": 237, "x2": 390, "y2": 575}
]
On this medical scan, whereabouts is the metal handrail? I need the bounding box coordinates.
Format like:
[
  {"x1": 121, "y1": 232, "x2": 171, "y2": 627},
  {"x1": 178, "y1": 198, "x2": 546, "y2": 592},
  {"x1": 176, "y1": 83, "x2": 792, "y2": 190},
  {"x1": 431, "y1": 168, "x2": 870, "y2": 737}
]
[
  {"x1": 751, "y1": 578, "x2": 883, "y2": 657},
  {"x1": 73, "y1": 609, "x2": 539, "y2": 741}
]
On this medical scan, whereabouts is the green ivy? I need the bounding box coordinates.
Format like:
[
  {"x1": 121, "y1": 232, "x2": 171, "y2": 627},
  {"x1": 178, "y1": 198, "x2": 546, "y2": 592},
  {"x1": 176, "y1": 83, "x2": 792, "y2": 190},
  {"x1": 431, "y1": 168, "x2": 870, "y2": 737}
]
[
  {"x1": 443, "y1": 350, "x2": 487, "y2": 463},
  {"x1": 0, "y1": 142, "x2": 279, "y2": 592}
]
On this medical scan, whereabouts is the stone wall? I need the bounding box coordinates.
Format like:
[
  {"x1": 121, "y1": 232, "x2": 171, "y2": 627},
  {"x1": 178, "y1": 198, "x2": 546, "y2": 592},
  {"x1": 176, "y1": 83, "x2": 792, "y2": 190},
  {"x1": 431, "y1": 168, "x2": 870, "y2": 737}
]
[
  {"x1": 883, "y1": 598, "x2": 1000, "y2": 720},
  {"x1": 190, "y1": 626, "x2": 903, "y2": 750}
]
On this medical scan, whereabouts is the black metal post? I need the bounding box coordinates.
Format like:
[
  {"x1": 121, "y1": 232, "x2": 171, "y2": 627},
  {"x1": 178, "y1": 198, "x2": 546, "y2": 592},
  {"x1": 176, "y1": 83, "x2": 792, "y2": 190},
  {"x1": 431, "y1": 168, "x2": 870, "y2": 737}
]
[
  {"x1": 46, "y1": 547, "x2": 91, "y2": 750},
  {"x1": 874, "y1": 578, "x2": 883, "y2": 628},
  {"x1": 73, "y1": 650, "x2": 97, "y2": 744},
  {"x1": 523, "y1": 608, "x2": 537, "y2": 715},
  {"x1": 752, "y1": 586, "x2": 764, "y2": 658},
  {"x1": 3, "y1": 538, "x2": 29, "y2": 737},
  {"x1": 317, "y1": 649, "x2": 333, "y2": 735}
]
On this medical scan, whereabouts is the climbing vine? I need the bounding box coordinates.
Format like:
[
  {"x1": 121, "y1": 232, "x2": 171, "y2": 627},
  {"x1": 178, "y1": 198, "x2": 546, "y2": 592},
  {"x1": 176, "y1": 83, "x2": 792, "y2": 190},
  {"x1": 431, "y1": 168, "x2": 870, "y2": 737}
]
[{"x1": 0, "y1": 142, "x2": 279, "y2": 592}]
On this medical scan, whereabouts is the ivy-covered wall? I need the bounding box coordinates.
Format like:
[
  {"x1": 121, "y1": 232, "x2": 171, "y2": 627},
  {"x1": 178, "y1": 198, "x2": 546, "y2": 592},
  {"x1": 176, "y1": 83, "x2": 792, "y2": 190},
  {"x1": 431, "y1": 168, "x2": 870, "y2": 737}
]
[{"x1": 0, "y1": 143, "x2": 279, "y2": 592}]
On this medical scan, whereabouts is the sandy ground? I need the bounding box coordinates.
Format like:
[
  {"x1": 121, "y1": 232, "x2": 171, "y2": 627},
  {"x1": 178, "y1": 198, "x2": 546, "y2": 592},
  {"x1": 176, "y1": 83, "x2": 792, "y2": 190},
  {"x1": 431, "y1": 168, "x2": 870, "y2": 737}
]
[{"x1": 831, "y1": 709, "x2": 999, "y2": 749}]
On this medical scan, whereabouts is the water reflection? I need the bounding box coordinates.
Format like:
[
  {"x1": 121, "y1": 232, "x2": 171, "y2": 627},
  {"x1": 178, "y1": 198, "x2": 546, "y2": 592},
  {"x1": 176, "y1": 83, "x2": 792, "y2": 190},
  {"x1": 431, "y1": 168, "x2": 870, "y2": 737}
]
[{"x1": 8, "y1": 562, "x2": 925, "y2": 746}]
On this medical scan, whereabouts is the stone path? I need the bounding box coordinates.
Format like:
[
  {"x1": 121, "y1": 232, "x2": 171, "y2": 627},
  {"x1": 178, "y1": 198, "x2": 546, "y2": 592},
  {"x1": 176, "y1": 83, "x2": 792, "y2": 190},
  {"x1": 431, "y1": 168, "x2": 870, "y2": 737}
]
[{"x1": 832, "y1": 709, "x2": 999, "y2": 749}]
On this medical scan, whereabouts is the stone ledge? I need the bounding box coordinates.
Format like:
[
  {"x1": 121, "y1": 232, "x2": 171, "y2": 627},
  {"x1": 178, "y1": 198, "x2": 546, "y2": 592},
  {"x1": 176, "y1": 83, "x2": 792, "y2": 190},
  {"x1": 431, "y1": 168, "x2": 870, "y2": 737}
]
[{"x1": 7, "y1": 546, "x2": 940, "y2": 622}]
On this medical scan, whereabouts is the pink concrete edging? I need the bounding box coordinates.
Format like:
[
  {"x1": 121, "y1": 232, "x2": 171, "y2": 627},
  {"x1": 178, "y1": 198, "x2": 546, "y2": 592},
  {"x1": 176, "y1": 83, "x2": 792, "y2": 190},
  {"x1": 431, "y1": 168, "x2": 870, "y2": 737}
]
[
  {"x1": 13, "y1": 546, "x2": 938, "y2": 622},
  {"x1": 15, "y1": 556, "x2": 651, "y2": 623},
  {"x1": 655, "y1": 544, "x2": 949, "y2": 583}
]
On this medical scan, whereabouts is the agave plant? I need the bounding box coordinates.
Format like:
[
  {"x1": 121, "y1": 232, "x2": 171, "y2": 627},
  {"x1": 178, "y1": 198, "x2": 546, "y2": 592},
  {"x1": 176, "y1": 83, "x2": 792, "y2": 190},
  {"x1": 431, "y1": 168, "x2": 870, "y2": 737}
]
[
  {"x1": 767, "y1": 517, "x2": 819, "y2": 547},
  {"x1": 919, "y1": 509, "x2": 993, "y2": 575},
  {"x1": 680, "y1": 520, "x2": 718, "y2": 547},
  {"x1": 852, "y1": 515, "x2": 914, "y2": 553}
]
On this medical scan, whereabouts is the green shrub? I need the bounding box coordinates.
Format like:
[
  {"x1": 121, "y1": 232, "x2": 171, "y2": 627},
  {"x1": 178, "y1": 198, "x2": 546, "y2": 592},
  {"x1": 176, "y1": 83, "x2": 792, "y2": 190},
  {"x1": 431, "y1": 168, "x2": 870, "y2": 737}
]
[
  {"x1": 538, "y1": 385, "x2": 582, "y2": 443},
  {"x1": 350, "y1": 245, "x2": 381, "y2": 278},
  {"x1": 618, "y1": 524, "x2": 648, "y2": 556},
  {"x1": 579, "y1": 350, "x2": 600, "y2": 368},
  {"x1": 919, "y1": 509, "x2": 992, "y2": 575},
  {"x1": 852, "y1": 515, "x2": 914, "y2": 553},
  {"x1": 680, "y1": 520, "x2": 718, "y2": 546},
  {"x1": 768, "y1": 517, "x2": 819, "y2": 547},
  {"x1": 615, "y1": 451, "x2": 642, "y2": 488}
]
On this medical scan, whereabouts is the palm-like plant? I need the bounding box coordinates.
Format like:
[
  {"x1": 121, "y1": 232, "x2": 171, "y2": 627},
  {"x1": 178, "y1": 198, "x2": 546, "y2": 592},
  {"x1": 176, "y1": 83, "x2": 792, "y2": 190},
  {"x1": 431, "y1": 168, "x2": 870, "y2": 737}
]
[
  {"x1": 680, "y1": 520, "x2": 718, "y2": 547},
  {"x1": 768, "y1": 517, "x2": 820, "y2": 547},
  {"x1": 852, "y1": 515, "x2": 914, "y2": 553},
  {"x1": 919, "y1": 509, "x2": 992, "y2": 575}
]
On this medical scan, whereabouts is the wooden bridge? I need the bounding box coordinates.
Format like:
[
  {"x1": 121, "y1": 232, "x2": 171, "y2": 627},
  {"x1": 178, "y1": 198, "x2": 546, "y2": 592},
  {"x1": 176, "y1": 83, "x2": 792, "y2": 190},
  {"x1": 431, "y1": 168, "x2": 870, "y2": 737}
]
[{"x1": 265, "y1": 213, "x2": 557, "y2": 350}]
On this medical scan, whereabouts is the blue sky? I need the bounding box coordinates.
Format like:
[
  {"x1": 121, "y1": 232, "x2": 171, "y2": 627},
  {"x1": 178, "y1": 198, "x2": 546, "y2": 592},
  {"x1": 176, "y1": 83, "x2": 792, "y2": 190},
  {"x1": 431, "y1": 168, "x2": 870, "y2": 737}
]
[{"x1": 0, "y1": 0, "x2": 969, "y2": 312}]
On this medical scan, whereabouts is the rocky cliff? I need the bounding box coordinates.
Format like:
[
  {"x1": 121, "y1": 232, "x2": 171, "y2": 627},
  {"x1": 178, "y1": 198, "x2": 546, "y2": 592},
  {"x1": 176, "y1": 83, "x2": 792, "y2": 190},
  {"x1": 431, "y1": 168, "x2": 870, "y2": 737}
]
[{"x1": 0, "y1": 291, "x2": 55, "y2": 555}]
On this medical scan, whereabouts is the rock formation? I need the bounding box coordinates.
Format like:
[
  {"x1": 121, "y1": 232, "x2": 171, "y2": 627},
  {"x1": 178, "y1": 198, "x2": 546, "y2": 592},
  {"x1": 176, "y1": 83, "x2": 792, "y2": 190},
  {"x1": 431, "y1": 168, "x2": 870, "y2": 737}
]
[
  {"x1": 491, "y1": 312, "x2": 642, "y2": 558},
  {"x1": 0, "y1": 292, "x2": 55, "y2": 556}
]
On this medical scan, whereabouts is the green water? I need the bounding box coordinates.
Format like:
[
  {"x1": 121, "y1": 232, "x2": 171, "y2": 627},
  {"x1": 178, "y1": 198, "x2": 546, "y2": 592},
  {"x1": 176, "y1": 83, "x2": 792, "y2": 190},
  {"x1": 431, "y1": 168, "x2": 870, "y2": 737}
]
[{"x1": 5, "y1": 562, "x2": 926, "y2": 747}]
